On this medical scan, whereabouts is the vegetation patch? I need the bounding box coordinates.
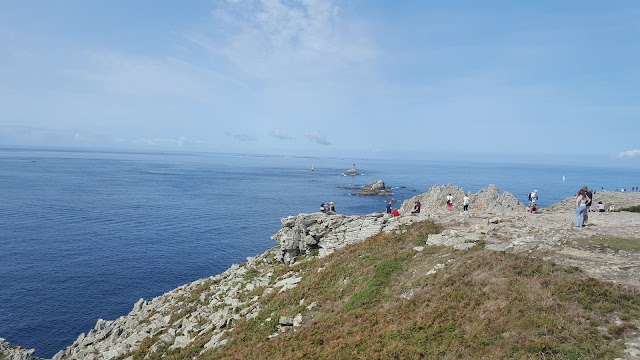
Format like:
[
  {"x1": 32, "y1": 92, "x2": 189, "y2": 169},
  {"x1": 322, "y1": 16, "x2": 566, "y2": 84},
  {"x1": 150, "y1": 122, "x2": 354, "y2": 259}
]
[
  {"x1": 202, "y1": 220, "x2": 639, "y2": 359},
  {"x1": 578, "y1": 236, "x2": 640, "y2": 251},
  {"x1": 619, "y1": 205, "x2": 640, "y2": 213}
]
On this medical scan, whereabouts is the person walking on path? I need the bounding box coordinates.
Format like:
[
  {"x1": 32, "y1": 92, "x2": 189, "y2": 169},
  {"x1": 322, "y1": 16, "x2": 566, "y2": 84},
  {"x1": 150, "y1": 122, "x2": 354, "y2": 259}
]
[
  {"x1": 576, "y1": 189, "x2": 588, "y2": 227},
  {"x1": 463, "y1": 194, "x2": 470, "y2": 211},
  {"x1": 446, "y1": 194, "x2": 454, "y2": 211},
  {"x1": 583, "y1": 186, "x2": 593, "y2": 225}
]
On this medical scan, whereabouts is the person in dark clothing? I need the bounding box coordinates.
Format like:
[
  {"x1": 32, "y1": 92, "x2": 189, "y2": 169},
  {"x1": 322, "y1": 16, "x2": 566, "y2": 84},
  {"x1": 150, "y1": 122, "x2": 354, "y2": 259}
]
[
  {"x1": 386, "y1": 200, "x2": 393, "y2": 214},
  {"x1": 583, "y1": 186, "x2": 593, "y2": 225},
  {"x1": 411, "y1": 200, "x2": 421, "y2": 214}
]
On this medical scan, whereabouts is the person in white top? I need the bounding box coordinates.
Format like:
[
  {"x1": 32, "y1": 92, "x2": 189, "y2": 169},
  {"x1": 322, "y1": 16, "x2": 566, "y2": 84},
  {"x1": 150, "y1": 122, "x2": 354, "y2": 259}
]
[
  {"x1": 446, "y1": 194, "x2": 454, "y2": 211},
  {"x1": 463, "y1": 195, "x2": 470, "y2": 211},
  {"x1": 575, "y1": 189, "x2": 588, "y2": 227}
]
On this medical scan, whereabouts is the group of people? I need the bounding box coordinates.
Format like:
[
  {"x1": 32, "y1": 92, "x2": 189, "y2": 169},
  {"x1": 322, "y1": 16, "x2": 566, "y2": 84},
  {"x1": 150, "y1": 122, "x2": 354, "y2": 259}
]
[
  {"x1": 320, "y1": 202, "x2": 335, "y2": 214},
  {"x1": 447, "y1": 194, "x2": 471, "y2": 211},
  {"x1": 385, "y1": 199, "x2": 420, "y2": 217},
  {"x1": 383, "y1": 193, "x2": 473, "y2": 216},
  {"x1": 325, "y1": 184, "x2": 616, "y2": 226}
]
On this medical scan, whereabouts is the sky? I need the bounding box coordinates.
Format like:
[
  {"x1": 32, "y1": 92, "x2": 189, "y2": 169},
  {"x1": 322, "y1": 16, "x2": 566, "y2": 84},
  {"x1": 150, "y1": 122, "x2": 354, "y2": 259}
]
[{"x1": 1, "y1": 0, "x2": 639, "y2": 165}]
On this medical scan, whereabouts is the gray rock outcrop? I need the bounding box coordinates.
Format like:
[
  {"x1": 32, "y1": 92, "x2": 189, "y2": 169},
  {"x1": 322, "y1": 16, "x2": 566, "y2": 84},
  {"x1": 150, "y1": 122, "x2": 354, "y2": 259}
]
[
  {"x1": 399, "y1": 184, "x2": 522, "y2": 214},
  {"x1": 271, "y1": 212, "x2": 410, "y2": 264},
  {"x1": 0, "y1": 338, "x2": 42, "y2": 360},
  {"x1": 272, "y1": 184, "x2": 522, "y2": 265},
  {"x1": 356, "y1": 180, "x2": 392, "y2": 196}
]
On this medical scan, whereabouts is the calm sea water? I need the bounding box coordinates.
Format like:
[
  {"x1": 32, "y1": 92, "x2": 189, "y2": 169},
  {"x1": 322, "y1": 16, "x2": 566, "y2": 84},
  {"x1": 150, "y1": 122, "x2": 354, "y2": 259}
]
[{"x1": 1, "y1": 148, "x2": 638, "y2": 358}]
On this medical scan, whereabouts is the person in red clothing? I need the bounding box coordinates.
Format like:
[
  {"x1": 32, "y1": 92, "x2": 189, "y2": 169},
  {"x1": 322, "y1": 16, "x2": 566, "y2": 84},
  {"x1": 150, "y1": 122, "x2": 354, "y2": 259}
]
[{"x1": 392, "y1": 208, "x2": 401, "y2": 217}]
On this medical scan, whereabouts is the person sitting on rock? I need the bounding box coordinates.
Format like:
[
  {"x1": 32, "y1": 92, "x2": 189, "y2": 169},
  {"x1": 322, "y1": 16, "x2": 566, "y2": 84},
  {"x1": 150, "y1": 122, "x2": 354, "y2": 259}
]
[
  {"x1": 596, "y1": 201, "x2": 605, "y2": 212},
  {"x1": 392, "y1": 208, "x2": 401, "y2": 217},
  {"x1": 320, "y1": 202, "x2": 336, "y2": 214},
  {"x1": 411, "y1": 200, "x2": 421, "y2": 214}
]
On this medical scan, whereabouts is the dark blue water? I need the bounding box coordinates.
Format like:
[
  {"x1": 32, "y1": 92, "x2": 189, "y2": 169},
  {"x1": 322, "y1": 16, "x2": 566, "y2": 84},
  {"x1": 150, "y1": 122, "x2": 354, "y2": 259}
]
[{"x1": 1, "y1": 148, "x2": 638, "y2": 358}]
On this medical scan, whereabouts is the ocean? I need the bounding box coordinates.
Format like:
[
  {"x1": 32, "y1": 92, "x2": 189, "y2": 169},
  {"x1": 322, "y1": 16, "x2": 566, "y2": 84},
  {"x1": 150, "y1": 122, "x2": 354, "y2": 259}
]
[{"x1": 1, "y1": 147, "x2": 638, "y2": 358}]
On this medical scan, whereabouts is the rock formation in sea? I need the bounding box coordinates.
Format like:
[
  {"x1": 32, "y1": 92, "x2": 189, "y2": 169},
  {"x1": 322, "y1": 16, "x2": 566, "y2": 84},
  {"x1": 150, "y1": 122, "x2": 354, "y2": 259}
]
[
  {"x1": 356, "y1": 180, "x2": 392, "y2": 196},
  {"x1": 343, "y1": 163, "x2": 360, "y2": 175}
]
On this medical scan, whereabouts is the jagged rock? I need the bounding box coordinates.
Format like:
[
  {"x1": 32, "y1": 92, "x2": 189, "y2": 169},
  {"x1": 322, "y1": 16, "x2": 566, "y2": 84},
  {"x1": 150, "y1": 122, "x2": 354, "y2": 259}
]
[
  {"x1": 356, "y1": 180, "x2": 393, "y2": 196},
  {"x1": 399, "y1": 184, "x2": 522, "y2": 215},
  {"x1": 169, "y1": 336, "x2": 191, "y2": 350},
  {"x1": 0, "y1": 338, "x2": 43, "y2": 360},
  {"x1": 271, "y1": 212, "x2": 411, "y2": 264}
]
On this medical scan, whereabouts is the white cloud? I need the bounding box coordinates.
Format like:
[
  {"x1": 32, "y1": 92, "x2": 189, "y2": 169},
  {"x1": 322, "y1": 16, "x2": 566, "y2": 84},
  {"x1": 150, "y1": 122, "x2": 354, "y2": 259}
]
[
  {"x1": 270, "y1": 128, "x2": 291, "y2": 140},
  {"x1": 129, "y1": 136, "x2": 201, "y2": 147},
  {"x1": 305, "y1": 131, "x2": 330, "y2": 145},
  {"x1": 192, "y1": 0, "x2": 377, "y2": 80},
  {"x1": 226, "y1": 132, "x2": 257, "y2": 142},
  {"x1": 616, "y1": 150, "x2": 640, "y2": 158}
]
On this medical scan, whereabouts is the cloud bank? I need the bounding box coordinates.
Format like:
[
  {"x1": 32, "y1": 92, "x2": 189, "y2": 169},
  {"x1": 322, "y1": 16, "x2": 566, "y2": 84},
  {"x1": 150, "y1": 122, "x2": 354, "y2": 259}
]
[
  {"x1": 616, "y1": 150, "x2": 640, "y2": 158},
  {"x1": 270, "y1": 128, "x2": 291, "y2": 140},
  {"x1": 305, "y1": 131, "x2": 330, "y2": 145}
]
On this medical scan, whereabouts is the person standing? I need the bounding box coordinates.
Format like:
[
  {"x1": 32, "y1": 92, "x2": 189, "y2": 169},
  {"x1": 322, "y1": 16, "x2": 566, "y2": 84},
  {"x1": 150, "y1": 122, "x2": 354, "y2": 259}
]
[
  {"x1": 576, "y1": 189, "x2": 588, "y2": 227},
  {"x1": 446, "y1": 194, "x2": 454, "y2": 211},
  {"x1": 385, "y1": 200, "x2": 393, "y2": 214},
  {"x1": 528, "y1": 190, "x2": 539, "y2": 213},
  {"x1": 463, "y1": 194, "x2": 470, "y2": 211},
  {"x1": 583, "y1": 186, "x2": 592, "y2": 225}
]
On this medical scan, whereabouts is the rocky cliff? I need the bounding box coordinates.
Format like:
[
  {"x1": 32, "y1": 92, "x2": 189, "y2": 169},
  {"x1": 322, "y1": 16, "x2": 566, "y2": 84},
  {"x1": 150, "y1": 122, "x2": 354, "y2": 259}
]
[
  {"x1": 0, "y1": 338, "x2": 44, "y2": 360},
  {"x1": 4, "y1": 185, "x2": 640, "y2": 359}
]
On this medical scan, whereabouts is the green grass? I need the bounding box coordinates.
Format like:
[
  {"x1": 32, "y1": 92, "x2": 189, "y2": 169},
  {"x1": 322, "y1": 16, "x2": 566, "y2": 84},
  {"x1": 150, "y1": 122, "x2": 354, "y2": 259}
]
[
  {"x1": 619, "y1": 205, "x2": 640, "y2": 213},
  {"x1": 580, "y1": 236, "x2": 640, "y2": 251},
  {"x1": 200, "y1": 221, "x2": 639, "y2": 360},
  {"x1": 114, "y1": 220, "x2": 640, "y2": 360}
]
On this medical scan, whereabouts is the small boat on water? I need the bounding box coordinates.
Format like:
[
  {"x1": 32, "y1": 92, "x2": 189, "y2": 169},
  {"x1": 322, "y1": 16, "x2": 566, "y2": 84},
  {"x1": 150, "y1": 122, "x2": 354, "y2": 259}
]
[{"x1": 311, "y1": 164, "x2": 314, "y2": 171}]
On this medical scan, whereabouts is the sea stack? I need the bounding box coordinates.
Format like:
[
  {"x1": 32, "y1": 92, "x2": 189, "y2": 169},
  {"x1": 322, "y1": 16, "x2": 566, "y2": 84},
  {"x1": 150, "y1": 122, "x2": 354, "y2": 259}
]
[
  {"x1": 343, "y1": 163, "x2": 360, "y2": 176},
  {"x1": 356, "y1": 180, "x2": 393, "y2": 196}
]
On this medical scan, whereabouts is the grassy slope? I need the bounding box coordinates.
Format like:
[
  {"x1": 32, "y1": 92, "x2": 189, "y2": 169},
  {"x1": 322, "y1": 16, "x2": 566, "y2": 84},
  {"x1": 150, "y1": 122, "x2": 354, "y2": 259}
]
[{"x1": 127, "y1": 221, "x2": 640, "y2": 360}]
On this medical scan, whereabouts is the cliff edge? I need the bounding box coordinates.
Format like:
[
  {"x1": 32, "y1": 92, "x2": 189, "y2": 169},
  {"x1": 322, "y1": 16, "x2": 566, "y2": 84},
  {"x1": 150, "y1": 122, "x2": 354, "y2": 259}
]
[{"x1": 4, "y1": 185, "x2": 640, "y2": 359}]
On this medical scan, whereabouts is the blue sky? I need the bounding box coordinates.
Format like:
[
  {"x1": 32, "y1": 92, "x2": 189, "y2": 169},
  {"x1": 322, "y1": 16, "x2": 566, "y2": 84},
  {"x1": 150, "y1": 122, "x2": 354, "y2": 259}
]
[{"x1": 1, "y1": 0, "x2": 639, "y2": 165}]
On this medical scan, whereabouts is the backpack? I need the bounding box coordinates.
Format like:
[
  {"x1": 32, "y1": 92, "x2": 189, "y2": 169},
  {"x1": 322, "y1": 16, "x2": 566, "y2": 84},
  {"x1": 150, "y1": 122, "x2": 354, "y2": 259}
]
[{"x1": 528, "y1": 193, "x2": 532, "y2": 202}]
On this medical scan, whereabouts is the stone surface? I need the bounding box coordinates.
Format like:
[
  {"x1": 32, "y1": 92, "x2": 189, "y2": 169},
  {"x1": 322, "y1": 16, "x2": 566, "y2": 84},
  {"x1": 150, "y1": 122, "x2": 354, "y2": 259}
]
[
  {"x1": 0, "y1": 338, "x2": 43, "y2": 360},
  {"x1": 356, "y1": 180, "x2": 393, "y2": 196}
]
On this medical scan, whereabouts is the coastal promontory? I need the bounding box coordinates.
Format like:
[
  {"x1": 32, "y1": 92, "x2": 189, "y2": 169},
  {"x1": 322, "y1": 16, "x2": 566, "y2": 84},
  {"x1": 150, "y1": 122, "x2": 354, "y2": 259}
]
[{"x1": 4, "y1": 186, "x2": 640, "y2": 359}]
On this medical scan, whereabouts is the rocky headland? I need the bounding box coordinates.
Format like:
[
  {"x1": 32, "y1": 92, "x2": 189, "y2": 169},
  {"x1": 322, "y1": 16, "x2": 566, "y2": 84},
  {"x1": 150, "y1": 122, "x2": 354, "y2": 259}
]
[{"x1": 4, "y1": 185, "x2": 640, "y2": 359}]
